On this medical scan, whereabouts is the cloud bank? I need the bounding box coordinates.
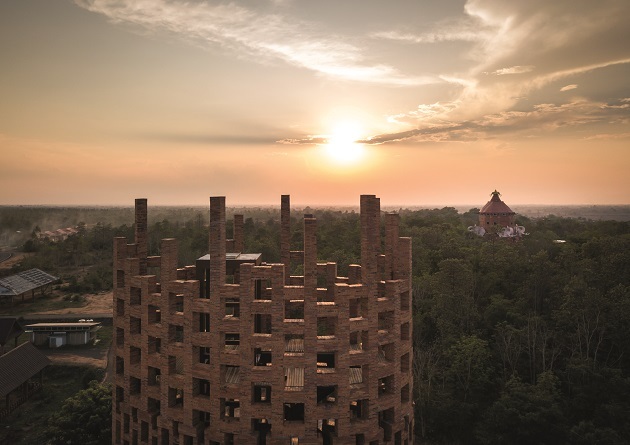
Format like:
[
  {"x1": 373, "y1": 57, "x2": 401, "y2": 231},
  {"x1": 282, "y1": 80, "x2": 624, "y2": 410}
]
[{"x1": 365, "y1": 0, "x2": 630, "y2": 144}]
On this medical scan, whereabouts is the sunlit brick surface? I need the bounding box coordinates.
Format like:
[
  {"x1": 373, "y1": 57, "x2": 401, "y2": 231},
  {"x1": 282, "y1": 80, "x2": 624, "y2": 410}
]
[{"x1": 112, "y1": 195, "x2": 413, "y2": 445}]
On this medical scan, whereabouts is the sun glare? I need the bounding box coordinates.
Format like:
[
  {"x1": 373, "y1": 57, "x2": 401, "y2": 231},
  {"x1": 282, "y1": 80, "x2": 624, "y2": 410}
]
[{"x1": 324, "y1": 121, "x2": 365, "y2": 164}]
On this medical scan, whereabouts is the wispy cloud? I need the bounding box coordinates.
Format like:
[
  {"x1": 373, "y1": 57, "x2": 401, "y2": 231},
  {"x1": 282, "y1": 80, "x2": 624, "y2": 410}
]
[
  {"x1": 277, "y1": 135, "x2": 327, "y2": 145},
  {"x1": 360, "y1": 99, "x2": 630, "y2": 145},
  {"x1": 490, "y1": 65, "x2": 535, "y2": 75},
  {"x1": 364, "y1": 0, "x2": 630, "y2": 146},
  {"x1": 371, "y1": 26, "x2": 489, "y2": 44},
  {"x1": 75, "y1": 0, "x2": 429, "y2": 85}
]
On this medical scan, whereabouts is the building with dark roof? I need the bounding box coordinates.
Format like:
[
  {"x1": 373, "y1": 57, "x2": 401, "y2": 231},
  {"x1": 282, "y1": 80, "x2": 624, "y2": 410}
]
[
  {"x1": 0, "y1": 342, "x2": 51, "y2": 420},
  {"x1": 0, "y1": 317, "x2": 23, "y2": 355},
  {"x1": 112, "y1": 196, "x2": 413, "y2": 445}
]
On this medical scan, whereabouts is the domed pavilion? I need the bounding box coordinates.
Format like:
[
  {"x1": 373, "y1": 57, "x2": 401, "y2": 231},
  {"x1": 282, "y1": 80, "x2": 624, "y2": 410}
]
[{"x1": 479, "y1": 190, "x2": 515, "y2": 229}]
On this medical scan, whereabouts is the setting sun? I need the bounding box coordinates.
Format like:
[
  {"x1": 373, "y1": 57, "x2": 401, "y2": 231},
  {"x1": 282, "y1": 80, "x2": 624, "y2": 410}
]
[{"x1": 323, "y1": 121, "x2": 365, "y2": 165}]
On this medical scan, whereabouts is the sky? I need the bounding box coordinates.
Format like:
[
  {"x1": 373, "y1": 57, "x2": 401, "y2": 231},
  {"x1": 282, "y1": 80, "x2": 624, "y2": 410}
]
[{"x1": 1, "y1": 0, "x2": 629, "y2": 206}]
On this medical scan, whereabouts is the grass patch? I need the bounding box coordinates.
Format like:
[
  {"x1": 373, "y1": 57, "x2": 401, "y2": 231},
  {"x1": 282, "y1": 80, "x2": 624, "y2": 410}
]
[
  {"x1": 0, "y1": 365, "x2": 109, "y2": 445},
  {"x1": 95, "y1": 325, "x2": 112, "y2": 350}
]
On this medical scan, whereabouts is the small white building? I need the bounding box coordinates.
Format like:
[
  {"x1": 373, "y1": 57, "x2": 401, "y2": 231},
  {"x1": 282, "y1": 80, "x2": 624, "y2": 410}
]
[{"x1": 25, "y1": 322, "x2": 101, "y2": 348}]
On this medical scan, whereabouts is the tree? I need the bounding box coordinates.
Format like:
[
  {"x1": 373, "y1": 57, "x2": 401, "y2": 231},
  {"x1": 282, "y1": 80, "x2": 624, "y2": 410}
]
[
  {"x1": 44, "y1": 381, "x2": 112, "y2": 445},
  {"x1": 476, "y1": 371, "x2": 568, "y2": 445}
]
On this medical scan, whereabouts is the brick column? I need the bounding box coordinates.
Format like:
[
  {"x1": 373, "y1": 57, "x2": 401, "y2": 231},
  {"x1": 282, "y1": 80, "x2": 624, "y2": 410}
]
[
  {"x1": 209, "y1": 197, "x2": 226, "y2": 292},
  {"x1": 160, "y1": 238, "x2": 178, "y2": 285},
  {"x1": 233, "y1": 214, "x2": 244, "y2": 252},
  {"x1": 135, "y1": 198, "x2": 148, "y2": 275},
  {"x1": 385, "y1": 213, "x2": 400, "y2": 280},
  {"x1": 281, "y1": 195, "x2": 291, "y2": 284}
]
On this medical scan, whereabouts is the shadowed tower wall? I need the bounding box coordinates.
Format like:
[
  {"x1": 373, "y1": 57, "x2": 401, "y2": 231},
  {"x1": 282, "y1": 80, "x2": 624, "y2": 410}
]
[{"x1": 112, "y1": 195, "x2": 413, "y2": 445}]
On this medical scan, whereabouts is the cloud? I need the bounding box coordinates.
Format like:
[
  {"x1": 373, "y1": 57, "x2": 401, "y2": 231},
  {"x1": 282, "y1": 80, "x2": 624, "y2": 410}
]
[
  {"x1": 371, "y1": 26, "x2": 490, "y2": 44},
  {"x1": 366, "y1": 0, "x2": 630, "y2": 144},
  {"x1": 584, "y1": 132, "x2": 630, "y2": 140},
  {"x1": 490, "y1": 65, "x2": 535, "y2": 75},
  {"x1": 74, "y1": 0, "x2": 430, "y2": 86},
  {"x1": 142, "y1": 133, "x2": 279, "y2": 145},
  {"x1": 560, "y1": 84, "x2": 578, "y2": 92},
  {"x1": 360, "y1": 98, "x2": 630, "y2": 145},
  {"x1": 277, "y1": 136, "x2": 328, "y2": 145}
]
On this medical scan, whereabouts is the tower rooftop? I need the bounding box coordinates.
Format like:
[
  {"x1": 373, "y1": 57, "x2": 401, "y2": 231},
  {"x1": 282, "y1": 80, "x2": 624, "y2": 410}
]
[{"x1": 479, "y1": 190, "x2": 514, "y2": 215}]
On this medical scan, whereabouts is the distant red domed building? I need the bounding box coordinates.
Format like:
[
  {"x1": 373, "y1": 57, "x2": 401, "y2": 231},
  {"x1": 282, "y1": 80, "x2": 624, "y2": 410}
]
[
  {"x1": 469, "y1": 190, "x2": 525, "y2": 238},
  {"x1": 479, "y1": 190, "x2": 515, "y2": 228}
]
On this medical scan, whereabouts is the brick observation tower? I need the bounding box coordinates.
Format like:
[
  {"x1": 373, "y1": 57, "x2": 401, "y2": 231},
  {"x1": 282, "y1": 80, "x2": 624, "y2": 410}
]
[
  {"x1": 478, "y1": 190, "x2": 516, "y2": 229},
  {"x1": 112, "y1": 195, "x2": 413, "y2": 445}
]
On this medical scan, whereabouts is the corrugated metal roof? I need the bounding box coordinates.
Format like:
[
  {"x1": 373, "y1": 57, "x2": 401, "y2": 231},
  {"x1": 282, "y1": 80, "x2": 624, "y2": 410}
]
[
  {"x1": 0, "y1": 269, "x2": 58, "y2": 297},
  {"x1": 0, "y1": 342, "x2": 51, "y2": 398}
]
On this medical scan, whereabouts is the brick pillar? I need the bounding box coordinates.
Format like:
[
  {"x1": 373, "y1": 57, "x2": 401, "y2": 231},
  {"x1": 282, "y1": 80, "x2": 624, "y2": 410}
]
[
  {"x1": 134, "y1": 198, "x2": 148, "y2": 275},
  {"x1": 209, "y1": 196, "x2": 226, "y2": 292},
  {"x1": 160, "y1": 238, "x2": 178, "y2": 284},
  {"x1": 361, "y1": 195, "x2": 381, "y2": 429},
  {"x1": 303, "y1": 215, "x2": 317, "y2": 292},
  {"x1": 281, "y1": 194, "x2": 291, "y2": 284},
  {"x1": 233, "y1": 214, "x2": 244, "y2": 252},
  {"x1": 360, "y1": 195, "x2": 380, "y2": 286},
  {"x1": 385, "y1": 213, "x2": 400, "y2": 280}
]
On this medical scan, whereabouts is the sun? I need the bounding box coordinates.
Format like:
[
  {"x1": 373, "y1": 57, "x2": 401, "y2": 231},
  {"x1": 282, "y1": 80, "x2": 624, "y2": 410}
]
[{"x1": 323, "y1": 121, "x2": 365, "y2": 165}]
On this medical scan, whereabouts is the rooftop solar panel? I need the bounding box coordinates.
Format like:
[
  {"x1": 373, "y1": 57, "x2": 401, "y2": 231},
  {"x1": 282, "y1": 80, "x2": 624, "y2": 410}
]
[{"x1": 0, "y1": 269, "x2": 58, "y2": 296}]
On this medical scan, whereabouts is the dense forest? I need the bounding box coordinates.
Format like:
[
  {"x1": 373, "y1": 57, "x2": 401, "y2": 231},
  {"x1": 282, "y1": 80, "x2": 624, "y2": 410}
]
[{"x1": 2, "y1": 205, "x2": 630, "y2": 444}]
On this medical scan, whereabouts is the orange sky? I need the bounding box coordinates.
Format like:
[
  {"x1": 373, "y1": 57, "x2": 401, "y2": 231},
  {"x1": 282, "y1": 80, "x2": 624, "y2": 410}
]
[{"x1": 1, "y1": 0, "x2": 629, "y2": 206}]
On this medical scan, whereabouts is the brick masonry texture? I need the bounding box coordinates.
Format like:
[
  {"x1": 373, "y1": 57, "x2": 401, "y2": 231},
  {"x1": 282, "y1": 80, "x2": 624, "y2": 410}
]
[{"x1": 112, "y1": 195, "x2": 413, "y2": 445}]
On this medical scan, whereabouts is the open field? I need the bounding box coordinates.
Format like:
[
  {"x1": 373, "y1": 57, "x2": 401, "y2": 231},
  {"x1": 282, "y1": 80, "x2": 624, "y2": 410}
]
[{"x1": 0, "y1": 291, "x2": 113, "y2": 317}]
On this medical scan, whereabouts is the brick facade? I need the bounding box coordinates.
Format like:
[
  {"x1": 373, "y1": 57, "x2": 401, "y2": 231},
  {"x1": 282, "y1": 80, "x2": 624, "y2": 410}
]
[{"x1": 112, "y1": 195, "x2": 413, "y2": 445}]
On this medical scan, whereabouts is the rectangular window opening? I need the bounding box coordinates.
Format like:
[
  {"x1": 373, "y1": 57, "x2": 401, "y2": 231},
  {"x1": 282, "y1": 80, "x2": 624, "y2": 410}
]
[
  {"x1": 193, "y1": 378, "x2": 210, "y2": 397},
  {"x1": 148, "y1": 367, "x2": 161, "y2": 386},
  {"x1": 221, "y1": 398, "x2": 240, "y2": 419},
  {"x1": 317, "y1": 352, "x2": 335, "y2": 372},
  {"x1": 254, "y1": 279, "x2": 272, "y2": 300},
  {"x1": 284, "y1": 334, "x2": 304, "y2": 355},
  {"x1": 317, "y1": 317, "x2": 337, "y2": 338},
  {"x1": 283, "y1": 403, "x2": 304, "y2": 422},
  {"x1": 225, "y1": 298, "x2": 240, "y2": 318},
  {"x1": 350, "y1": 399, "x2": 368, "y2": 420},
  {"x1": 198, "y1": 312, "x2": 210, "y2": 332},
  {"x1": 254, "y1": 314, "x2": 272, "y2": 334},
  {"x1": 284, "y1": 300, "x2": 304, "y2": 320},
  {"x1": 130, "y1": 316, "x2": 141, "y2": 335},
  {"x1": 197, "y1": 346, "x2": 210, "y2": 364},
  {"x1": 148, "y1": 305, "x2": 161, "y2": 324},
  {"x1": 130, "y1": 287, "x2": 141, "y2": 305},
  {"x1": 253, "y1": 384, "x2": 272, "y2": 403},
  {"x1": 317, "y1": 385, "x2": 338, "y2": 404},
  {"x1": 225, "y1": 333, "x2": 240, "y2": 350},
  {"x1": 254, "y1": 348, "x2": 272, "y2": 366}
]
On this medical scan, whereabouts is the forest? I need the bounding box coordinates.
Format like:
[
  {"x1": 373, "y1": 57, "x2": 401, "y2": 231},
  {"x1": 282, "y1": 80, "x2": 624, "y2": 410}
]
[{"x1": 2, "y1": 205, "x2": 629, "y2": 444}]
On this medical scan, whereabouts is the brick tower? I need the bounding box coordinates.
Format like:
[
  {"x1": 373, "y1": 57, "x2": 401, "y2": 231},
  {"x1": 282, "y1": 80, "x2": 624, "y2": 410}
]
[
  {"x1": 112, "y1": 195, "x2": 413, "y2": 445},
  {"x1": 478, "y1": 190, "x2": 516, "y2": 229}
]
